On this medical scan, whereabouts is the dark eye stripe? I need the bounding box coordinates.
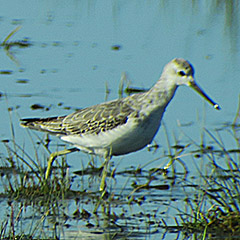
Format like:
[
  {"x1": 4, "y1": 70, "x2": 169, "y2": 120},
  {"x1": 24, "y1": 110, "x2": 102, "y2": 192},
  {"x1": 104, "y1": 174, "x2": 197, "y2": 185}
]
[{"x1": 179, "y1": 70, "x2": 186, "y2": 76}]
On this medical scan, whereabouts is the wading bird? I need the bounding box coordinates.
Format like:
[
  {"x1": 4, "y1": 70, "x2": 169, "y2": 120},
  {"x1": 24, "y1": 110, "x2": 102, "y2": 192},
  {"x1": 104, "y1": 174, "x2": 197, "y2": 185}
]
[{"x1": 21, "y1": 58, "x2": 220, "y2": 191}]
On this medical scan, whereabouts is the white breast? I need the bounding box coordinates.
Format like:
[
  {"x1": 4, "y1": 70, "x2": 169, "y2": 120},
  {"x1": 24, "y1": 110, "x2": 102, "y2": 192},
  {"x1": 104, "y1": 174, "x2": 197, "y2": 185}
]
[{"x1": 61, "y1": 108, "x2": 164, "y2": 157}]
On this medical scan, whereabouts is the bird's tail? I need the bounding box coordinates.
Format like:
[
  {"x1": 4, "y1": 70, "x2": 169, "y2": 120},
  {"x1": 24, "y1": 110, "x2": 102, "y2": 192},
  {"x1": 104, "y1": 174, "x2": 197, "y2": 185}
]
[{"x1": 20, "y1": 116, "x2": 66, "y2": 135}]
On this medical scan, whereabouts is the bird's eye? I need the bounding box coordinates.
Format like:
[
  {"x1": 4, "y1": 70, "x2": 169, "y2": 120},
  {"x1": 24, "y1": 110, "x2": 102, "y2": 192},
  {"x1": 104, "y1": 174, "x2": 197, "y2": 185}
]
[{"x1": 179, "y1": 70, "x2": 186, "y2": 76}]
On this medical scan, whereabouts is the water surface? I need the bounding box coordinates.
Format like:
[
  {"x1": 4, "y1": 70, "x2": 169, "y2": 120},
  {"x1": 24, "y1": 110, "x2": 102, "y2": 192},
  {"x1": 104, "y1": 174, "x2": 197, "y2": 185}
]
[{"x1": 0, "y1": 1, "x2": 239, "y2": 239}]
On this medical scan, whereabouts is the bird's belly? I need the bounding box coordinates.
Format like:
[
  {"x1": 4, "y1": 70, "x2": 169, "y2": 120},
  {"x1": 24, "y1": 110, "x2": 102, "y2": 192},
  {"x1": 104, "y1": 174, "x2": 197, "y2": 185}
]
[
  {"x1": 61, "y1": 111, "x2": 163, "y2": 157},
  {"x1": 111, "y1": 117, "x2": 161, "y2": 155}
]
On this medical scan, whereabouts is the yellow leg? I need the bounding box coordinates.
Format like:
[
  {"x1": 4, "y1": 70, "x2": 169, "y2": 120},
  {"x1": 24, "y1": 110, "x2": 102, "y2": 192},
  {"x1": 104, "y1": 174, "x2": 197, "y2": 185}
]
[
  {"x1": 45, "y1": 147, "x2": 78, "y2": 180},
  {"x1": 99, "y1": 157, "x2": 111, "y2": 192}
]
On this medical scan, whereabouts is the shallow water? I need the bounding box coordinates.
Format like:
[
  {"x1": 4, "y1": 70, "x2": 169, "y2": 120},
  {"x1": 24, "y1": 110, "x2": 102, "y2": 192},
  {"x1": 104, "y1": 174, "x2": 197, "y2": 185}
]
[{"x1": 0, "y1": 1, "x2": 239, "y2": 239}]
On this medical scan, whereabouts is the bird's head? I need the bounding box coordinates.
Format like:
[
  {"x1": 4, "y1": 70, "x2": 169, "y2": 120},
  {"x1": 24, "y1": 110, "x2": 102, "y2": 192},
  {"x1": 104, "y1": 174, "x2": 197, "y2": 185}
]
[{"x1": 162, "y1": 58, "x2": 220, "y2": 110}]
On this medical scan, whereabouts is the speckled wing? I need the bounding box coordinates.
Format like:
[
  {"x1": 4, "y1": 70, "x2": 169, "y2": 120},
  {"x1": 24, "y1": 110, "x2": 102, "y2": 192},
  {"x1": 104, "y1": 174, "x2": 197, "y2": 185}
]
[
  {"x1": 20, "y1": 98, "x2": 136, "y2": 136},
  {"x1": 62, "y1": 99, "x2": 136, "y2": 135},
  {"x1": 20, "y1": 116, "x2": 66, "y2": 134}
]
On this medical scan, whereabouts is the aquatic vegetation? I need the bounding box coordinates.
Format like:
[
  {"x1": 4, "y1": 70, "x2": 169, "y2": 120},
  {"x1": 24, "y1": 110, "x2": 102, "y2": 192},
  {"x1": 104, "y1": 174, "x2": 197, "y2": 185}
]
[
  {"x1": 0, "y1": 26, "x2": 32, "y2": 65},
  {"x1": 1, "y1": 26, "x2": 32, "y2": 49},
  {"x1": 0, "y1": 77, "x2": 239, "y2": 239},
  {"x1": 0, "y1": 111, "x2": 239, "y2": 239},
  {"x1": 177, "y1": 103, "x2": 240, "y2": 239}
]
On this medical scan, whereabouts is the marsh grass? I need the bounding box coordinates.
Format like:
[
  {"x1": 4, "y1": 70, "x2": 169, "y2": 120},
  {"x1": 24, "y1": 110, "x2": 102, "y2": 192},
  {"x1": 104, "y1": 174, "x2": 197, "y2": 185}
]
[
  {"x1": 0, "y1": 119, "x2": 174, "y2": 239},
  {"x1": 0, "y1": 136, "x2": 75, "y2": 239},
  {"x1": 0, "y1": 106, "x2": 74, "y2": 238},
  {"x1": 1, "y1": 133, "x2": 71, "y2": 199},
  {"x1": 1, "y1": 26, "x2": 32, "y2": 49},
  {"x1": 0, "y1": 26, "x2": 32, "y2": 65},
  {"x1": 176, "y1": 102, "x2": 240, "y2": 239},
  {"x1": 1, "y1": 116, "x2": 239, "y2": 239}
]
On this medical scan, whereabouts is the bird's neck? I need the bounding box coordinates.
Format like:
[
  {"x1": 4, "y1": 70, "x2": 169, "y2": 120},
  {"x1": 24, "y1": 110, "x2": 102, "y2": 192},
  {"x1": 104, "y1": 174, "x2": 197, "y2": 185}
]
[{"x1": 144, "y1": 76, "x2": 178, "y2": 110}]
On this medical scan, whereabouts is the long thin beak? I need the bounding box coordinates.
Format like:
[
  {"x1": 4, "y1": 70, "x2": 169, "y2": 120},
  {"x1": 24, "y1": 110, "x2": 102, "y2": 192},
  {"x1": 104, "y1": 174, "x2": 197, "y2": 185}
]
[{"x1": 190, "y1": 81, "x2": 221, "y2": 110}]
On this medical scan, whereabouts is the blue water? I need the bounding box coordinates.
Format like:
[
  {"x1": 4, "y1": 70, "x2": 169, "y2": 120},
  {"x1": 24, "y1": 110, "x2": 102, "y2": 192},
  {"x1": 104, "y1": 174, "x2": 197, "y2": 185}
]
[{"x1": 0, "y1": 1, "x2": 239, "y2": 239}]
